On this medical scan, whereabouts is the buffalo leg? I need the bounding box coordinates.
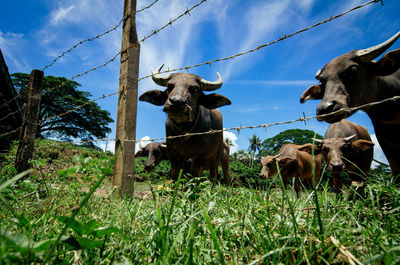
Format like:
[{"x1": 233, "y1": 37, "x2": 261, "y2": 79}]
[
  {"x1": 294, "y1": 178, "x2": 301, "y2": 197},
  {"x1": 221, "y1": 161, "x2": 230, "y2": 187},
  {"x1": 332, "y1": 175, "x2": 342, "y2": 194}
]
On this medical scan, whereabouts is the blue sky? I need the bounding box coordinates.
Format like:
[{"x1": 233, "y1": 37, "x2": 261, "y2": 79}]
[{"x1": 1, "y1": 0, "x2": 400, "y2": 166}]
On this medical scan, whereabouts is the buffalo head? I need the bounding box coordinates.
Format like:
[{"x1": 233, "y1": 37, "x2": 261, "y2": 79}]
[
  {"x1": 300, "y1": 31, "x2": 400, "y2": 123},
  {"x1": 313, "y1": 135, "x2": 374, "y2": 173},
  {"x1": 139, "y1": 65, "x2": 231, "y2": 124},
  {"x1": 259, "y1": 155, "x2": 278, "y2": 179},
  {"x1": 135, "y1": 142, "x2": 167, "y2": 172}
]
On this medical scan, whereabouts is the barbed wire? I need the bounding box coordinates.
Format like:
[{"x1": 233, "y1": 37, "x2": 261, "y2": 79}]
[
  {"x1": 41, "y1": 0, "x2": 162, "y2": 71},
  {"x1": 0, "y1": 88, "x2": 25, "y2": 111},
  {"x1": 41, "y1": 0, "x2": 207, "y2": 96},
  {"x1": 38, "y1": 0, "x2": 380, "y2": 125},
  {"x1": 0, "y1": 108, "x2": 24, "y2": 123},
  {"x1": 61, "y1": 95, "x2": 400, "y2": 145},
  {"x1": 1, "y1": 0, "x2": 383, "y2": 142}
]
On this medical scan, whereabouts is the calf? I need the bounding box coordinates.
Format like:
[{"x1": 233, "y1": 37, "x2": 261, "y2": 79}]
[
  {"x1": 260, "y1": 143, "x2": 321, "y2": 196},
  {"x1": 313, "y1": 119, "x2": 374, "y2": 194}
]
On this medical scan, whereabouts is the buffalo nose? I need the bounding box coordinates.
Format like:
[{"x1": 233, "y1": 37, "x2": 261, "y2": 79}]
[
  {"x1": 317, "y1": 101, "x2": 336, "y2": 116},
  {"x1": 144, "y1": 164, "x2": 154, "y2": 171},
  {"x1": 330, "y1": 162, "x2": 344, "y2": 172},
  {"x1": 169, "y1": 96, "x2": 186, "y2": 110}
]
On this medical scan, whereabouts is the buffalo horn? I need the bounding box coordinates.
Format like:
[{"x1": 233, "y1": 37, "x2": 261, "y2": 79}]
[
  {"x1": 344, "y1": 134, "x2": 357, "y2": 143},
  {"x1": 355, "y1": 31, "x2": 400, "y2": 62},
  {"x1": 152, "y1": 64, "x2": 172, "y2": 87},
  {"x1": 199, "y1": 72, "x2": 223, "y2": 91},
  {"x1": 313, "y1": 138, "x2": 323, "y2": 144},
  {"x1": 160, "y1": 143, "x2": 167, "y2": 148},
  {"x1": 272, "y1": 154, "x2": 280, "y2": 159}
]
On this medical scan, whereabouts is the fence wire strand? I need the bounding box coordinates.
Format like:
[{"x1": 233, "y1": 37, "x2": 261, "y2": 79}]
[
  {"x1": 41, "y1": 0, "x2": 161, "y2": 71},
  {"x1": 41, "y1": 0, "x2": 207, "y2": 96},
  {"x1": 56, "y1": 95, "x2": 400, "y2": 145},
  {"x1": 1, "y1": 0, "x2": 385, "y2": 145},
  {"x1": 38, "y1": 0, "x2": 380, "y2": 125}
]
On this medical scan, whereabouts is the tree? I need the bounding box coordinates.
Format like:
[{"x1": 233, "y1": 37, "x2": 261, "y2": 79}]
[
  {"x1": 248, "y1": 134, "x2": 261, "y2": 168},
  {"x1": 11, "y1": 73, "x2": 114, "y2": 144},
  {"x1": 260, "y1": 129, "x2": 323, "y2": 157}
]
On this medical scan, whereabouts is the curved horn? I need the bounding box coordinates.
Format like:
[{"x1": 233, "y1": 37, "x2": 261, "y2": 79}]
[
  {"x1": 152, "y1": 64, "x2": 172, "y2": 87},
  {"x1": 160, "y1": 143, "x2": 167, "y2": 148},
  {"x1": 199, "y1": 72, "x2": 223, "y2": 91},
  {"x1": 272, "y1": 154, "x2": 280, "y2": 159},
  {"x1": 355, "y1": 31, "x2": 400, "y2": 62},
  {"x1": 344, "y1": 134, "x2": 357, "y2": 143},
  {"x1": 312, "y1": 138, "x2": 323, "y2": 144}
]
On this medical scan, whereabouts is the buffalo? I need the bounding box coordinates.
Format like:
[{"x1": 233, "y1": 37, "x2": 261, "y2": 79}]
[
  {"x1": 139, "y1": 65, "x2": 231, "y2": 181},
  {"x1": 313, "y1": 119, "x2": 374, "y2": 194},
  {"x1": 135, "y1": 142, "x2": 167, "y2": 172},
  {"x1": 300, "y1": 31, "x2": 400, "y2": 180},
  {"x1": 260, "y1": 143, "x2": 322, "y2": 196}
]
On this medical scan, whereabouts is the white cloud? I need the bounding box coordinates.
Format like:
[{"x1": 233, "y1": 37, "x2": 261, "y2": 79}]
[
  {"x1": 223, "y1": 130, "x2": 238, "y2": 154},
  {"x1": 135, "y1": 136, "x2": 151, "y2": 154},
  {"x1": 370, "y1": 134, "x2": 389, "y2": 168},
  {"x1": 0, "y1": 31, "x2": 30, "y2": 71},
  {"x1": 50, "y1": 5, "x2": 75, "y2": 25},
  {"x1": 98, "y1": 139, "x2": 115, "y2": 153}
]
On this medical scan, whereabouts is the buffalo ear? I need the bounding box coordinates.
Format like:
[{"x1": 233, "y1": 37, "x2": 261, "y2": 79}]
[
  {"x1": 368, "y1": 49, "x2": 400, "y2": 76},
  {"x1": 300, "y1": 84, "x2": 323, "y2": 103},
  {"x1": 135, "y1": 150, "x2": 144, "y2": 157},
  {"x1": 352, "y1": 140, "x2": 374, "y2": 153},
  {"x1": 200, "y1": 93, "x2": 231, "y2": 109},
  {"x1": 139, "y1": 90, "x2": 167, "y2": 106},
  {"x1": 298, "y1": 143, "x2": 321, "y2": 155}
]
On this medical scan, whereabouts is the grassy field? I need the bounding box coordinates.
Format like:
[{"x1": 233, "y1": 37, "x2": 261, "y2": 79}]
[{"x1": 0, "y1": 140, "x2": 399, "y2": 264}]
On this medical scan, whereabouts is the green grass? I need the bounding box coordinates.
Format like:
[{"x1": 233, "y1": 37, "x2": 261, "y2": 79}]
[{"x1": 0, "y1": 140, "x2": 399, "y2": 264}]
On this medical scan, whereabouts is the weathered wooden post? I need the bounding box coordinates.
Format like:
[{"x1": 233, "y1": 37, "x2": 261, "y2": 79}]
[
  {"x1": 114, "y1": 0, "x2": 140, "y2": 195},
  {"x1": 15, "y1": 69, "x2": 44, "y2": 173}
]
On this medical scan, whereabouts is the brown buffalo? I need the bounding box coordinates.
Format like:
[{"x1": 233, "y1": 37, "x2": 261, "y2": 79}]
[
  {"x1": 300, "y1": 31, "x2": 400, "y2": 180},
  {"x1": 135, "y1": 141, "x2": 231, "y2": 185},
  {"x1": 260, "y1": 143, "x2": 321, "y2": 196},
  {"x1": 139, "y1": 65, "x2": 231, "y2": 181},
  {"x1": 313, "y1": 119, "x2": 374, "y2": 194}
]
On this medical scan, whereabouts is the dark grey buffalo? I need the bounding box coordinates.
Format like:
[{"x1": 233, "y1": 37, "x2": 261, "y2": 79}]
[
  {"x1": 300, "y1": 31, "x2": 400, "y2": 180},
  {"x1": 313, "y1": 119, "x2": 374, "y2": 193},
  {"x1": 139, "y1": 65, "x2": 231, "y2": 180}
]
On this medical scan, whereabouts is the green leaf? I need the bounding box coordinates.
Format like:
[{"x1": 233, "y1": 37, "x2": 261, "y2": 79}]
[
  {"x1": 33, "y1": 238, "x2": 58, "y2": 251},
  {"x1": 93, "y1": 226, "x2": 120, "y2": 237},
  {"x1": 0, "y1": 169, "x2": 33, "y2": 192},
  {"x1": 77, "y1": 237, "x2": 103, "y2": 249}
]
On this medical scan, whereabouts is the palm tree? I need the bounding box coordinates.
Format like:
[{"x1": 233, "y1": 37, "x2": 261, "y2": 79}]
[{"x1": 248, "y1": 134, "x2": 261, "y2": 168}]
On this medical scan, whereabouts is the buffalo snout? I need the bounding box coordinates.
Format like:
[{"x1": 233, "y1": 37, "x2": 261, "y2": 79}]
[
  {"x1": 329, "y1": 161, "x2": 345, "y2": 173},
  {"x1": 317, "y1": 101, "x2": 347, "y2": 122}
]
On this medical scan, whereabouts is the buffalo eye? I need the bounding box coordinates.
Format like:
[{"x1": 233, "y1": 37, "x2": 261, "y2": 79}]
[
  {"x1": 167, "y1": 83, "x2": 174, "y2": 91},
  {"x1": 342, "y1": 66, "x2": 358, "y2": 82},
  {"x1": 322, "y1": 146, "x2": 328, "y2": 153},
  {"x1": 188, "y1": 85, "x2": 199, "y2": 93}
]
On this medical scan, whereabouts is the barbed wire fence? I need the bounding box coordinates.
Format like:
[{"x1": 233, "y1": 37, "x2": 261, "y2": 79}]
[
  {"x1": 1, "y1": 0, "x2": 389, "y2": 154},
  {"x1": 36, "y1": 0, "x2": 381, "y2": 131}
]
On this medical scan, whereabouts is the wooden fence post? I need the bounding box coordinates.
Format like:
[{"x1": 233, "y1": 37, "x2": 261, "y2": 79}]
[
  {"x1": 15, "y1": 69, "x2": 44, "y2": 173},
  {"x1": 114, "y1": 0, "x2": 140, "y2": 195}
]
